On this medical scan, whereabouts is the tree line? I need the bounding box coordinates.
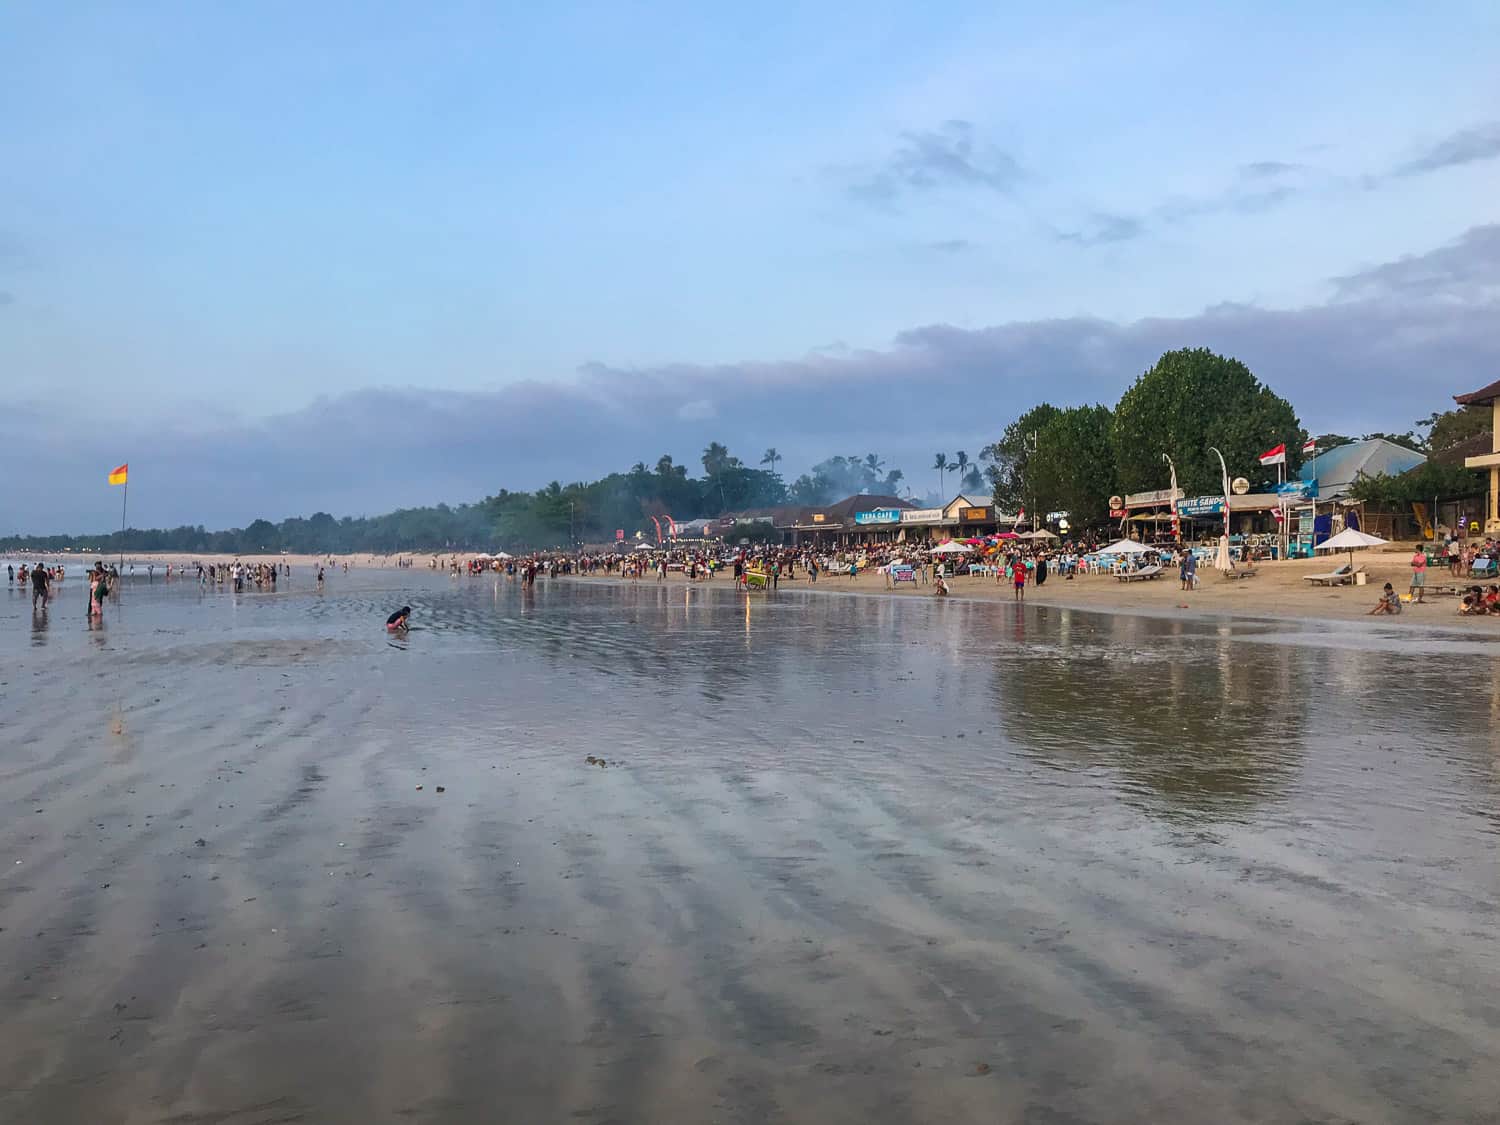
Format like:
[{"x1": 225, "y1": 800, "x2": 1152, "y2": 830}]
[
  {"x1": 2, "y1": 444, "x2": 913, "y2": 555},
  {"x1": 7, "y1": 347, "x2": 1487, "y2": 554}
]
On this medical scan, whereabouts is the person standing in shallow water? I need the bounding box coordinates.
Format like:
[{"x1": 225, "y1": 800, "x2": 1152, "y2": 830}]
[
  {"x1": 1013, "y1": 555, "x2": 1027, "y2": 601},
  {"x1": 31, "y1": 562, "x2": 50, "y2": 609}
]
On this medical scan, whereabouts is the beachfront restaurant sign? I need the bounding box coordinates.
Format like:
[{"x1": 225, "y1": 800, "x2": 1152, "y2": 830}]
[
  {"x1": 810, "y1": 513, "x2": 827, "y2": 523},
  {"x1": 900, "y1": 508, "x2": 944, "y2": 524},
  {"x1": 1124, "y1": 488, "x2": 1184, "y2": 509},
  {"x1": 959, "y1": 506, "x2": 994, "y2": 523},
  {"x1": 1176, "y1": 495, "x2": 1226, "y2": 517},
  {"x1": 854, "y1": 508, "x2": 903, "y2": 525}
]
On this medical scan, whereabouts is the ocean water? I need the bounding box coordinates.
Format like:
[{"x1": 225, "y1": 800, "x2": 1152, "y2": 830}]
[{"x1": 2, "y1": 570, "x2": 1498, "y2": 1123}]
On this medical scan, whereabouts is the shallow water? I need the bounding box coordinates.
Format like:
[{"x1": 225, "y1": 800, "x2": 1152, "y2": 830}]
[{"x1": 2, "y1": 570, "x2": 1498, "y2": 1123}]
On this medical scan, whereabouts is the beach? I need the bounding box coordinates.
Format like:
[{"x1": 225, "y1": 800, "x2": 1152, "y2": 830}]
[
  {"x1": 21, "y1": 544, "x2": 1489, "y2": 631},
  {"x1": 3, "y1": 570, "x2": 1499, "y2": 1123},
  {"x1": 575, "y1": 547, "x2": 1496, "y2": 630}
]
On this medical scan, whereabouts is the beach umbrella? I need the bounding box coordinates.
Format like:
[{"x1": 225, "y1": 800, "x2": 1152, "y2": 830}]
[
  {"x1": 1097, "y1": 538, "x2": 1150, "y2": 555},
  {"x1": 1028, "y1": 528, "x2": 1058, "y2": 540},
  {"x1": 931, "y1": 541, "x2": 973, "y2": 554},
  {"x1": 1315, "y1": 527, "x2": 1388, "y2": 571},
  {"x1": 1214, "y1": 534, "x2": 1232, "y2": 572}
]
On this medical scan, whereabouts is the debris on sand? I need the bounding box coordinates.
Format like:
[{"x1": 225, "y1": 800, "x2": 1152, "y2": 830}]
[
  {"x1": 415, "y1": 784, "x2": 423, "y2": 791},
  {"x1": 585, "y1": 755, "x2": 609, "y2": 768},
  {"x1": 435, "y1": 786, "x2": 446, "y2": 794}
]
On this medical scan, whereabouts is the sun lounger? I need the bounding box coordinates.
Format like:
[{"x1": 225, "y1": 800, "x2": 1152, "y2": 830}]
[
  {"x1": 1303, "y1": 564, "x2": 1354, "y2": 586},
  {"x1": 1117, "y1": 564, "x2": 1163, "y2": 582},
  {"x1": 1222, "y1": 567, "x2": 1259, "y2": 580}
]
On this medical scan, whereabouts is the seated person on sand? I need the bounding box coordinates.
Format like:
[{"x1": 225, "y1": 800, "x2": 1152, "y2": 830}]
[
  {"x1": 386, "y1": 606, "x2": 412, "y2": 632},
  {"x1": 1368, "y1": 583, "x2": 1401, "y2": 615},
  {"x1": 1460, "y1": 589, "x2": 1484, "y2": 615},
  {"x1": 934, "y1": 574, "x2": 950, "y2": 597}
]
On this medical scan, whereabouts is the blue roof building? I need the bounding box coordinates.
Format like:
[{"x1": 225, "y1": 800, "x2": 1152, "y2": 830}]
[{"x1": 1299, "y1": 438, "x2": 1426, "y2": 501}]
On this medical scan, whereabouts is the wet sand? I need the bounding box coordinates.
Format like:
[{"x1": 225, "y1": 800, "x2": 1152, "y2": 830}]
[{"x1": 3, "y1": 572, "x2": 1499, "y2": 1123}]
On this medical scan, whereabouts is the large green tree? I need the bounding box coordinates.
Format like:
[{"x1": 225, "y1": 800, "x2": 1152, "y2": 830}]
[
  {"x1": 980, "y1": 403, "x2": 1061, "y2": 510},
  {"x1": 1028, "y1": 405, "x2": 1119, "y2": 527},
  {"x1": 1419, "y1": 406, "x2": 1489, "y2": 453},
  {"x1": 1111, "y1": 348, "x2": 1301, "y2": 497}
]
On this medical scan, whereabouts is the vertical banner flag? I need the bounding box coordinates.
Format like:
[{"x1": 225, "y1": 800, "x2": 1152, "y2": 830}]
[
  {"x1": 615, "y1": 529, "x2": 624, "y2": 541},
  {"x1": 108, "y1": 463, "x2": 129, "y2": 485},
  {"x1": 1258, "y1": 443, "x2": 1287, "y2": 466}
]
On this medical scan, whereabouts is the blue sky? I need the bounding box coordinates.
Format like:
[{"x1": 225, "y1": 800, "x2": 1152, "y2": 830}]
[{"x1": 2, "y1": 2, "x2": 1498, "y2": 531}]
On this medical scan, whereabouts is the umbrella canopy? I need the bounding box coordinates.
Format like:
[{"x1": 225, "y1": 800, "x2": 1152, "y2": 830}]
[
  {"x1": 994, "y1": 531, "x2": 1019, "y2": 540},
  {"x1": 633, "y1": 542, "x2": 654, "y2": 551},
  {"x1": 1097, "y1": 538, "x2": 1151, "y2": 555},
  {"x1": 1026, "y1": 529, "x2": 1058, "y2": 540},
  {"x1": 1316, "y1": 529, "x2": 1388, "y2": 552},
  {"x1": 931, "y1": 541, "x2": 973, "y2": 554},
  {"x1": 1316, "y1": 527, "x2": 1389, "y2": 570}
]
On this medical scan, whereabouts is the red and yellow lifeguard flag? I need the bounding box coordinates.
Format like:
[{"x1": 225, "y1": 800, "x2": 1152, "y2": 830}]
[{"x1": 108, "y1": 463, "x2": 129, "y2": 486}]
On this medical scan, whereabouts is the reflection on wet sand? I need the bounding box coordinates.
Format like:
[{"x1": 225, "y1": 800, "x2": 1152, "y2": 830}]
[
  {"x1": 995, "y1": 605, "x2": 1307, "y2": 824},
  {"x1": 1, "y1": 573, "x2": 1498, "y2": 1123}
]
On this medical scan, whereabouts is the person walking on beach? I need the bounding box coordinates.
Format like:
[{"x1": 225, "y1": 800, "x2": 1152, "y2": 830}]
[
  {"x1": 31, "y1": 562, "x2": 50, "y2": 609},
  {"x1": 1409, "y1": 546, "x2": 1428, "y2": 605},
  {"x1": 1013, "y1": 556, "x2": 1027, "y2": 601}
]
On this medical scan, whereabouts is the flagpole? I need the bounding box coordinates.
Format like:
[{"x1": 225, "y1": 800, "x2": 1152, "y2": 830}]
[{"x1": 120, "y1": 479, "x2": 127, "y2": 570}]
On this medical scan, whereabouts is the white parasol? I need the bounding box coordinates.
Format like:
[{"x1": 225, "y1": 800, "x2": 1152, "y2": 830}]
[
  {"x1": 930, "y1": 541, "x2": 973, "y2": 554},
  {"x1": 1097, "y1": 538, "x2": 1151, "y2": 555},
  {"x1": 1315, "y1": 528, "x2": 1388, "y2": 571},
  {"x1": 1214, "y1": 534, "x2": 1232, "y2": 572}
]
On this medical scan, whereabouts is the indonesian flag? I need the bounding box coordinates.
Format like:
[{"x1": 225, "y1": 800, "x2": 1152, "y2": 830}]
[
  {"x1": 1302, "y1": 438, "x2": 1317, "y2": 454},
  {"x1": 1258, "y1": 443, "x2": 1286, "y2": 466}
]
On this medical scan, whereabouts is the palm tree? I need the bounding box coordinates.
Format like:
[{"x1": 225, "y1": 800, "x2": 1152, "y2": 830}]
[
  {"x1": 933, "y1": 453, "x2": 950, "y2": 497},
  {"x1": 761, "y1": 447, "x2": 781, "y2": 476},
  {"x1": 702, "y1": 441, "x2": 732, "y2": 511},
  {"x1": 701, "y1": 442, "x2": 731, "y2": 477},
  {"x1": 954, "y1": 450, "x2": 969, "y2": 488}
]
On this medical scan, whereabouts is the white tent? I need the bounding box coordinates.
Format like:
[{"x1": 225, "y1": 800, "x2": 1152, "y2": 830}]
[
  {"x1": 634, "y1": 542, "x2": 655, "y2": 551},
  {"x1": 930, "y1": 541, "x2": 973, "y2": 554},
  {"x1": 1097, "y1": 538, "x2": 1150, "y2": 555},
  {"x1": 1316, "y1": 528, "x2": 1388, "y2": 570}
]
